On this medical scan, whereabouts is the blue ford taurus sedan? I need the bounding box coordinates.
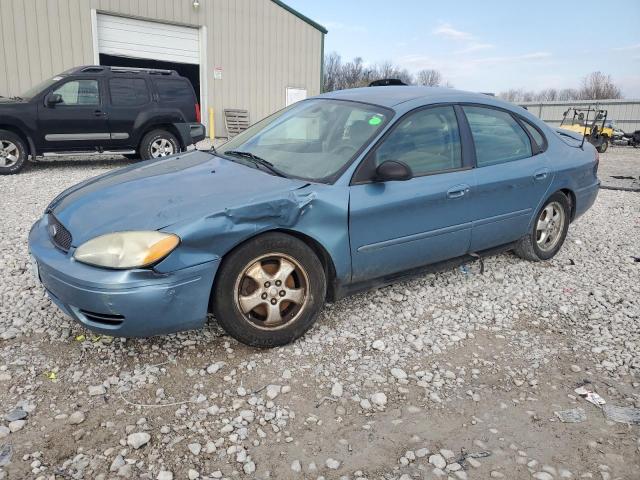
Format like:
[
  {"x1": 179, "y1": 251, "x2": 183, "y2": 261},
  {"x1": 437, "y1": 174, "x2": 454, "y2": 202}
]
[{"x1": 29, "y1": 86, "x2": 600, "y2": 347}]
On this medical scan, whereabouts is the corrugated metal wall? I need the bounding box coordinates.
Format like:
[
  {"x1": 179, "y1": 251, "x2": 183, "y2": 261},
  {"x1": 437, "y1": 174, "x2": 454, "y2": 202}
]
[
  {"x1": 0, "y1": 0, "x2": 324, "y2": 136},
  {"x1": 520, "y1": 99, "x2": 640, "y2": 132}
]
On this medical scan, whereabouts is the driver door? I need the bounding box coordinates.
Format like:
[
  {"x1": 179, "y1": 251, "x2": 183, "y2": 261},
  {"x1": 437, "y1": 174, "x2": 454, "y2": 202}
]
[
  {"x1": 36, "y1": 78, "x2": 111, "y2": 152},
  {"x1": 348, "y1": 105, "x2": 475, "y2": 282}
]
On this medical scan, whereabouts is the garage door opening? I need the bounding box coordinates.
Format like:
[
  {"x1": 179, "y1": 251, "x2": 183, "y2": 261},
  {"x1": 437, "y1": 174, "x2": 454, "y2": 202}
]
[{"x1": 99, "y1": 54, "x2": 200, "y2": 103}]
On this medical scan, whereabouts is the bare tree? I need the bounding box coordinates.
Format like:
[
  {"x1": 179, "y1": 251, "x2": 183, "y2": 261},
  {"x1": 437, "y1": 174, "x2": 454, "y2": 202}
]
[
  {"x1": 323, "y1": 52, "x2": 342, "y2": 93},
  {"x1": 557, "y1": 88, "x2": 580, "y2": 101},
  {"x1": 416, "y1": 69, "x2": 442, "y2": 87},
  {"x1": 579, "y1": 71, "x2": 622, "y2": 100}
]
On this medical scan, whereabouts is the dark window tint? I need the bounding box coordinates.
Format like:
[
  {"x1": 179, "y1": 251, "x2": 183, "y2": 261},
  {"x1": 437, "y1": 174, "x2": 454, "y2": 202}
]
[
  {"x1": 154, "y1": 79, "x2": 193, "y2": 102},
  {"x1": 374, "y1": 106, "x2": 462, "y2": 175},
  {"x1": 53, "y1": 80, "x2": 99, "y2": 106},
  {"x1": 464, "y1": 106, "x2": 532, "y2": 167},
  {"x1": 109, "y1": 78, "x2": 149, "y2": 106},
  {"x1": 521, "y1": 119, "x2": 545, "y2": 151}
]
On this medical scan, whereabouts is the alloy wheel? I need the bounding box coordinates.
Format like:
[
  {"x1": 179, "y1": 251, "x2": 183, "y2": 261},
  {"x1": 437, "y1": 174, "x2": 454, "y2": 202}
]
[
  {"x1": 150, "y1": 138, "x2": 175, "y2": 158},
  {"x1": 0, "y1": 140, "x2": 19, "y2": 168},
  {"x1": 536, "y1": 201, "x2": 566, "y2": 252},
  {"x1": 234, "y1": 253, "x2": 309, "y2": 330}
]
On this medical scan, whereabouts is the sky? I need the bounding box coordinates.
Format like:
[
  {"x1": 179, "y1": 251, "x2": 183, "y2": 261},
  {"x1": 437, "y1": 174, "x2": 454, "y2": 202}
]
[{"x1": 285, "y1": 0, "x2": 640, "y2": 97}]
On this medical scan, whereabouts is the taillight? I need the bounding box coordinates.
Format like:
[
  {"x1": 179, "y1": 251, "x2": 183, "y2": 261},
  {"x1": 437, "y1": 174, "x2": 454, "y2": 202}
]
[
  {"x1": 594, "y1": 150, "x2": 599, "y2": 176},
  {"x1": 195, "y1": 103, "x2": 201, "y2": 123}
]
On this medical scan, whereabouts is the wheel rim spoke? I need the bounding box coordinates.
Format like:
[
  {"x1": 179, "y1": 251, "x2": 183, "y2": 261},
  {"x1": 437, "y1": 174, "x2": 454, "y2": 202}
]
[
  {"x1": 282, "y1": 287, "x2": 304, "y2": 305},
  {"x1": 244, "y1": 262, "x2": 272, "y2": 285},
  {"x1": 238, "y1": 290, "x2": 266, "y2": 314},
  {"x1": 536, "y1": 201, "x2": 564, "y2": 252},
  {"x1": 275, "y1": 259, "x2": 296, "y2": 283},
  {"x1": 264, "y1": 303, "x2": 283, "y2": 325}
]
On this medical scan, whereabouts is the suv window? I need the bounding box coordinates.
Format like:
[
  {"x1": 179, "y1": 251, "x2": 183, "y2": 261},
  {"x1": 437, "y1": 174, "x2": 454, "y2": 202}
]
[
  {"x1": 373, "y1": 106, "x2": 462, "y2": 176},
  {"x1": 109, "y1": 78, "x2": 149, "y2": 106},
  {"x1": 52, "y1": 79, "x2": 100, "y2": 106},
  {"x1": 521, "y1": 119, "x2": 545, "y2": 151},
  {"x1": 154, "y1": 79, "x2": 193, "y2": 102},
  {"x1": 463, "y1": 106, "x2": 532, "y2": 167}
]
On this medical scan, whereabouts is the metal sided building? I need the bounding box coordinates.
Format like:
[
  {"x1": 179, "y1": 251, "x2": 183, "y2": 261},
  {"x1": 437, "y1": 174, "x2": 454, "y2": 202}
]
[{"x1": 0, "y1": 0, "x2": 326, "y2": 137}]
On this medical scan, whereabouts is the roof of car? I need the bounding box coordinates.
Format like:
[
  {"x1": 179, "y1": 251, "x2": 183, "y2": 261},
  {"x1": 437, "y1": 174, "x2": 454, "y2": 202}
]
[{"x1": 317, "y1": 86, "x2": 498, "y2": 108}]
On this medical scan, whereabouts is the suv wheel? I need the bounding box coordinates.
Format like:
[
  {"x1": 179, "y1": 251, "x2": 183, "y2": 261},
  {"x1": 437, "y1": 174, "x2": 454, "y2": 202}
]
[
  {"x1": 212, "y1": 233, "x2": 327, "y2": 348},
  {"x1": 140, "y1": 130, "x2": 180, "y2": 160},
  {"x1": 0, "y1": 130, "x2": 28, "y2": 175}
]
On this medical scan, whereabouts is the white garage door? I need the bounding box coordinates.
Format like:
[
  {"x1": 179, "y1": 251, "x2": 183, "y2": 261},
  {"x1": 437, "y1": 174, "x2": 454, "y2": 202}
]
[{"x1": 97, "y1": 14, "x2": 200, "y2": 65}]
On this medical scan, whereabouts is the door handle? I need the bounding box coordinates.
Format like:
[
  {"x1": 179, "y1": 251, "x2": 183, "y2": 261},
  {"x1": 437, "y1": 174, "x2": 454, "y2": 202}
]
[
  {"x1": 447, "y1": 184, "x2": 470, "y2": 199},
  {"x1": 534, "y1": 169, "x2": 549, "y2": 181},
  {"x1": 94, "y1": 110, "x2": 106, "y2": 117}
]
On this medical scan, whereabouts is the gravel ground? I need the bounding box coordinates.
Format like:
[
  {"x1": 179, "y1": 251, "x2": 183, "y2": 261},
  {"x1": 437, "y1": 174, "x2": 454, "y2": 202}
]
[
  {"x1": 598, "y1": 145, "x2": 640, "y2": 191},
  {"x1": 1, "y1": 150, "x2": 639, "y2": 480}
]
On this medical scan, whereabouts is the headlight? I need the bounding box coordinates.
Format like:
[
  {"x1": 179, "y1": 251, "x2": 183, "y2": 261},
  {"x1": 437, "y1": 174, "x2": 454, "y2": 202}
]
[{"x1": 74, "y1": 231, "x2": 180, "y2": 269}]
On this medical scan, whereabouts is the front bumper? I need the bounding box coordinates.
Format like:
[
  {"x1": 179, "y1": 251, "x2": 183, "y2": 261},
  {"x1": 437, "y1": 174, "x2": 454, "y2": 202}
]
[{"x1": 28, "y1": 216, "x2": 219, "y2": 337}]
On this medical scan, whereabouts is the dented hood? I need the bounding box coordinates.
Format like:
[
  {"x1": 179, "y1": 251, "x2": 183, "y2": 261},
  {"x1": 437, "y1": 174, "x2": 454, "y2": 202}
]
[{"x1": 48, "y1": 151, "x2": 308, "y2": 246}]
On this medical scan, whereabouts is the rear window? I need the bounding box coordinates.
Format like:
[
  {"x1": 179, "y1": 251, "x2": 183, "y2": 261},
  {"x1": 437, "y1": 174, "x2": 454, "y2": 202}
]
[
  {"x1": 154, "y1": 79, "x2": 194, "y2": 102},
  {"x1": 109, "y1": 78, "x2": 149, "y2": 106}
]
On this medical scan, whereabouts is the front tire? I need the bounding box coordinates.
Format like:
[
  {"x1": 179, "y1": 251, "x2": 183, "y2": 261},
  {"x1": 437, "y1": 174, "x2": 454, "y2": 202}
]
[
  {"x1": 212, "y1": 233, "x2": 326, "y2": 348},
  {"x1": 0, "y1": 130, "x2": 28, "y2": 175},
  {"x1": 140, "y1": 130, "x2": 180, "y2": 160},
  {"x1": 514, "y1": 192, "x2": 570, "y2": 262}
]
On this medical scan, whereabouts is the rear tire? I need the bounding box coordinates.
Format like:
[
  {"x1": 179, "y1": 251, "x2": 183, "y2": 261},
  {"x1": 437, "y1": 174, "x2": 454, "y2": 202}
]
[
  {"x1": 212, "y1": 233, "x2": 326, "y2": 348},
  {"x1": 139, "y1": 130, "x2": 180, "y2": 160},
  {"x1": 597, "y1": 140, "x2": 609, "y2": 153},
  {"x1": 514, "y1": 192, "x2": 570, "y2": 262},
  {"x1": 0, "y1": 129, "x2": 28, "y2": 175}
]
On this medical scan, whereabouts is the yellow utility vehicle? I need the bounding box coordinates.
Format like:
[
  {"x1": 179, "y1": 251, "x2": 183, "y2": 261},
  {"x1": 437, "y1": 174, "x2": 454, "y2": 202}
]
[{"x1": 559, "y1": 107, "x2": 611, "y2": 153}]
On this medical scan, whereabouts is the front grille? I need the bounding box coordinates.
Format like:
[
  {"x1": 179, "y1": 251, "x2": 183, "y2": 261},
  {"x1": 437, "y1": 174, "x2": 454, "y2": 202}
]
[
  {"x1": 47, "y1": 214, "x2": 72, "y2": 252},
  {"x1": 79, "y1": 310, "x2": 125, "y2": 326}
]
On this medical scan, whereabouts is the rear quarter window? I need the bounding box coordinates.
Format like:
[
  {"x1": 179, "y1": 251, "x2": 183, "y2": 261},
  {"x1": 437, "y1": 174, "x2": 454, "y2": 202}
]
[
  {"x1": 521, "y1": 119, "x2": 546, "y2": 151},
  {"x1": 153, "y1": 79, "x2": 194, "y2": 102}
]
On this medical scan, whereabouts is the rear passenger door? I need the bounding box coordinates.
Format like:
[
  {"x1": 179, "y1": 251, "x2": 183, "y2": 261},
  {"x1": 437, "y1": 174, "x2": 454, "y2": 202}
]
[
  {"x1": 463, "y1": 105, "x2": 553, "y2": 251},
  {"x1": 106, "y1": 77, "x2": 151, "y2": 150}
]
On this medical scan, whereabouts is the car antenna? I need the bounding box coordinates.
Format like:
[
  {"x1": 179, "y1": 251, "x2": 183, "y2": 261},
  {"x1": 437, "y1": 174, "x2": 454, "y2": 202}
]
[{"x1": 580, "y1": 106, "x2": 591, "y2": 150}]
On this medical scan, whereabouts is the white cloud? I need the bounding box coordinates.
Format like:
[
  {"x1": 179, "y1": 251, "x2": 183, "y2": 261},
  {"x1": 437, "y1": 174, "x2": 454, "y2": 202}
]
[
  {"x1": 470, "y1": 51, "x2": 552, "y2": 66},
  {"x1": 432, "y1": 22, "x2": 472, "y2": 41},
  {"x1": 612, "y1": 43, "x2": 640, "y2": 51},
  {"x1": 455, "y1": 43, "x2": 494, "y2": 54}
]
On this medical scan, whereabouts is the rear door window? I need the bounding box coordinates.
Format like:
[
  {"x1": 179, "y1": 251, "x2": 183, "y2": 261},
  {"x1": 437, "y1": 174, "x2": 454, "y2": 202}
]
[
  {"x1": 109, "y1": 78, "x2": 149, "y2": 106},
  {"x1": 463, "y1": 106, "x2": 532, "y2": 167},
  {"x1": 153, "y1": 79, "x2": 194, "y2": 102}
]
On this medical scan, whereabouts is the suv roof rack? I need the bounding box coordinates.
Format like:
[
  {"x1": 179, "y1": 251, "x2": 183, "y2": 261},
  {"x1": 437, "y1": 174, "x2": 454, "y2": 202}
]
[{"x1": 78, "y1": 66, "x2": 177, "y2": 75}]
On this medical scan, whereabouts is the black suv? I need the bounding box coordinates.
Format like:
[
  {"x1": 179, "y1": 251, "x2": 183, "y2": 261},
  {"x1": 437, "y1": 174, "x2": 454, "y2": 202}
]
[{"x1": 0, "y1": 65, "x2": 205, "y2": 174}]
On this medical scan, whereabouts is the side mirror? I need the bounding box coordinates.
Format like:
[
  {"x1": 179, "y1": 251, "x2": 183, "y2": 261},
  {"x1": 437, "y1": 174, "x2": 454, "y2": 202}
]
[
  {"x1": 45, "y1": 93, "x2": 63, "y2": 106},
  {"x1": 375, "y1": 160, "x2": 413, "y2": 182}
]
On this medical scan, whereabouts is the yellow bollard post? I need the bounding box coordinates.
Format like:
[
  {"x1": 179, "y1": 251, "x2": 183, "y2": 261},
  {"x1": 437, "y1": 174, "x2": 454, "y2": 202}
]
[{"x1": 208, "y1": 107, "x2": 215, "y2": 141}]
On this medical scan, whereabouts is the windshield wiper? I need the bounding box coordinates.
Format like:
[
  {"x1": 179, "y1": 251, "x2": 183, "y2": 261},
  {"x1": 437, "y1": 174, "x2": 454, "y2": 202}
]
[
  {"x1": 10, "y1": 96, "x2": 23, "y2": 100},
  {"x1": 223, "y1": 150, "x2": 287, "y2": 178}
]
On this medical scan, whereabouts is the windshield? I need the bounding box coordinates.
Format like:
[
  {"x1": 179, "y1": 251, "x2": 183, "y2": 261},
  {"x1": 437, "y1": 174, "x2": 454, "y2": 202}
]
[
  {"x1": 219, "y1": 99, "x2": 391, "y2": 182},
  {"x1": 19, "y1": 75, "x2": 65, "y2": 100}
]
